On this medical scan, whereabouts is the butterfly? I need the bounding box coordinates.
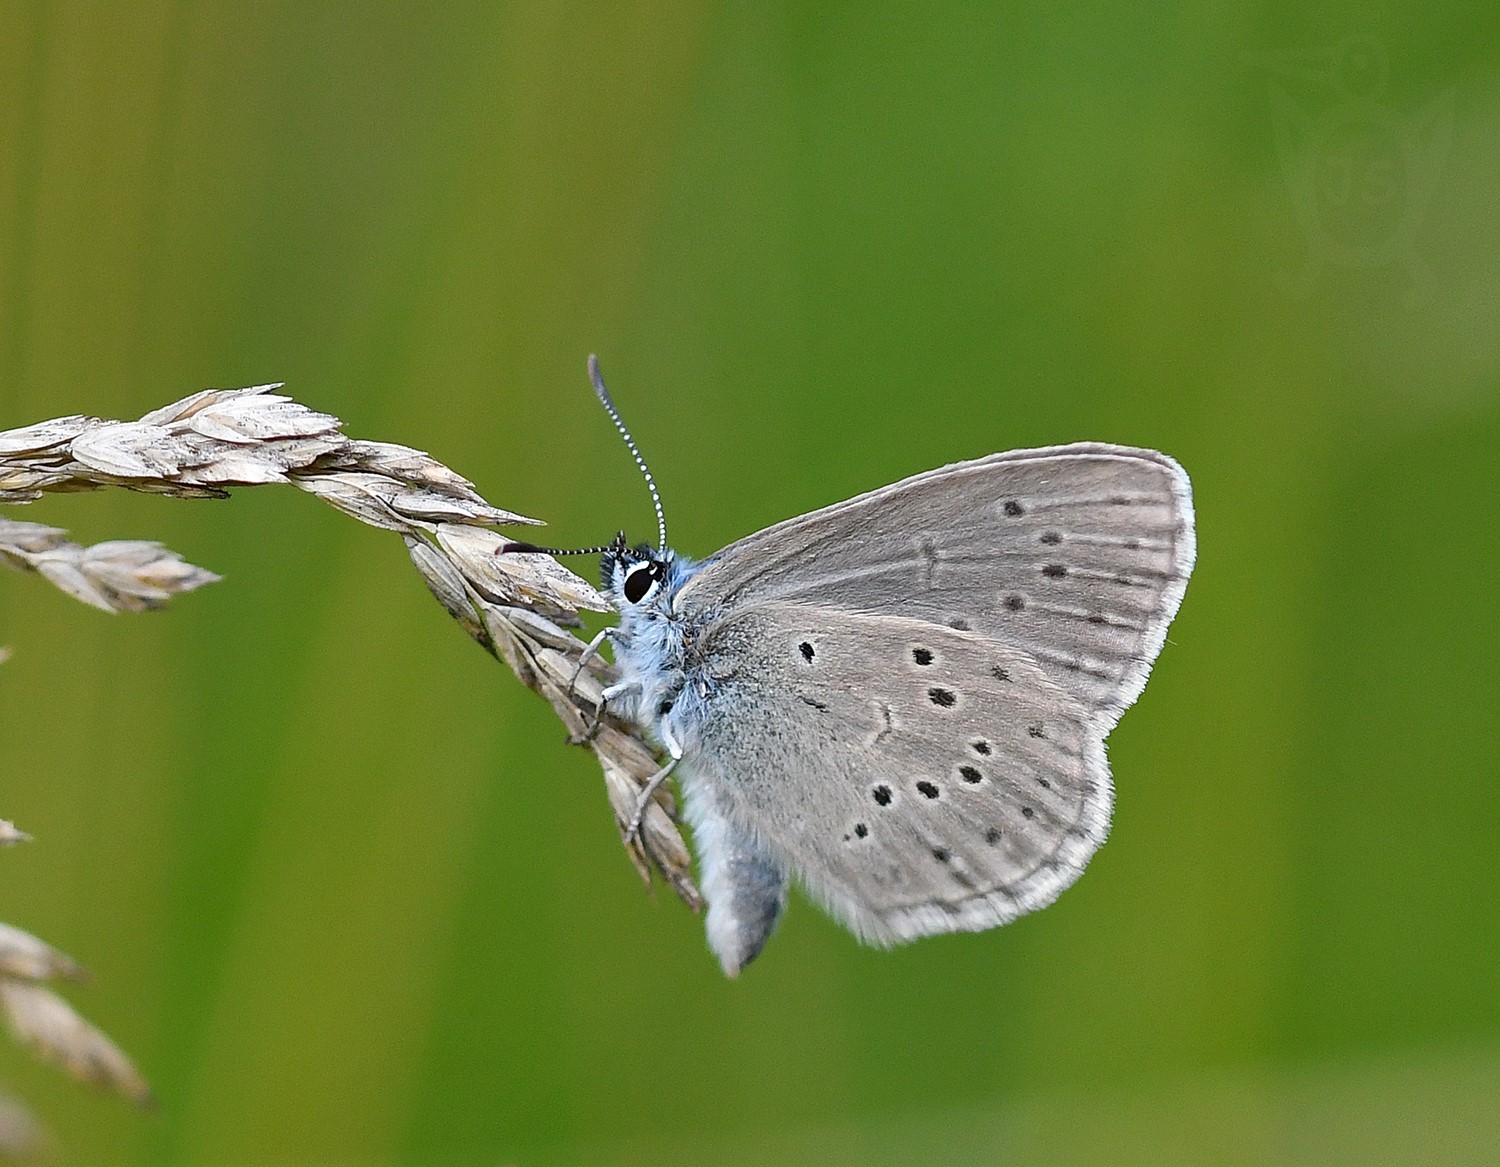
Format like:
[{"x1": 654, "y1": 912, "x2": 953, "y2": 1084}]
[{"x1": 527, "y1": 358, "x2": 1194, "y2": 976}]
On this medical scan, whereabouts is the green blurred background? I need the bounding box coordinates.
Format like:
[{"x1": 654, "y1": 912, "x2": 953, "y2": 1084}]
[{"x1": 1, "y1": 3, "x2": 1497, "y2": 1164}]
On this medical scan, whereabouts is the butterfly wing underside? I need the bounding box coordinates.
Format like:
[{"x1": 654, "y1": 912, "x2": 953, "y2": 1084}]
[
  {"x1": 679, "y1": 444, "x2": 1195, "y2": 731},
  {"x1": 680, "y1": 603, "x2": 1109, "y2": 953}
]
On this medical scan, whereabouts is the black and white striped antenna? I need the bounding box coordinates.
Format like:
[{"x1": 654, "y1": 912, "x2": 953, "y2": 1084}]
[
  {"x1": 587, "y1": 354, "x2": 668, "y2": 551},
  {"x1": 500, "y1": 355, "x2": 667, "y2": 557}
]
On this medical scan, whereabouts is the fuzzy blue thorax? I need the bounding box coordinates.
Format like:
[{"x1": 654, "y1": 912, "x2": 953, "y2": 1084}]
[{"x1": 601, "y1": 543, "x2": 705, "y2": 753}]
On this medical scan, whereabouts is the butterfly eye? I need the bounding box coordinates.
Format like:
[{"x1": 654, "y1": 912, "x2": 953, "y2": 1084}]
[{"x1": 622, "y1": 563, "x2": 659, "y2": 604}]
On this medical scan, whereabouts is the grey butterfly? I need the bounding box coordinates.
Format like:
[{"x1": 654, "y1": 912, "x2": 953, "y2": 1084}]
[{"x1": 549, "y1": 358, "x2": 1195, "y2": 976}]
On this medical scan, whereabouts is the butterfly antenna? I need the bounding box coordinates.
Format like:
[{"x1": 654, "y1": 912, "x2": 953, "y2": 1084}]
[
  {"x1": 589, "y1": 354, "x2": 668, "y2": 550},
  {"x1": 499, "y1": 538, "x2": 618, "y2": 557}
]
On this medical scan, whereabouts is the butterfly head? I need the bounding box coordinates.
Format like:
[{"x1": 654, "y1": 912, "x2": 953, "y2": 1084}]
[
  {"x1": 502, "y1": 357, "x2": 688, "y2": 615},
  {"x1": 600, "y1": 532, "x2": 678, "y2": 610}
]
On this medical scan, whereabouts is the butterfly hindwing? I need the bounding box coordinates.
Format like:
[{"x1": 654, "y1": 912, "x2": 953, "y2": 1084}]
[{"x1": 674, "y1": 602, "x2": 1111, "y2": 948}]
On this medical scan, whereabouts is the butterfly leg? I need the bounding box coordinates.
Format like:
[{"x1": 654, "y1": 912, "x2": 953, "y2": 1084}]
[
  {"x1": 568, "y1": 626, "x2": 616, "y2": 695},
  {"x1": 570, "y1": 678, "x2": 641, "y2": 748},
  {"x1": 567, "y1": 627, "x2": 627, "y2": 747},
  {"x1": 623, "y1": 755, "x2": 680, "y2": 845}
]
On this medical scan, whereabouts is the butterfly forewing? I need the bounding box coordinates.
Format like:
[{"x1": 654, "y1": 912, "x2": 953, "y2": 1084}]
[
  {"x1": 682, "y1": 603, "x2": 1111, "y2": 944},
  {"x1": 679, "y1": 444, "x2": 1195, "y2": 728}
]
